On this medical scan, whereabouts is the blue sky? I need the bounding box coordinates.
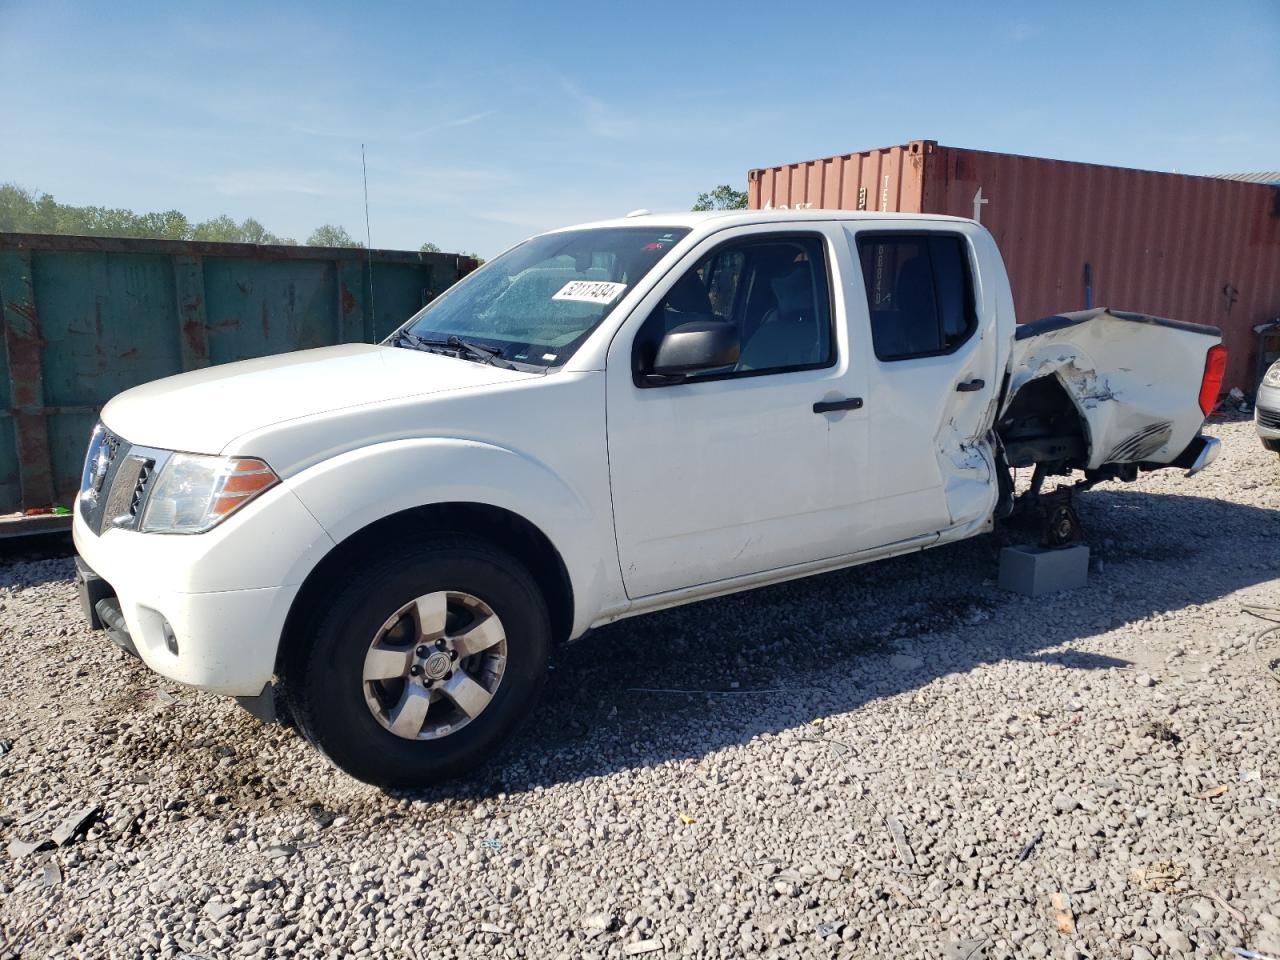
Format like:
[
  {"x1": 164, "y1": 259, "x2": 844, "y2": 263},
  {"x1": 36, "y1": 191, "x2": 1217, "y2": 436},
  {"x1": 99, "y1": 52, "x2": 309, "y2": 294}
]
[{"x1": 2, "y1": 0, "x2": 1277, "y2": 256}]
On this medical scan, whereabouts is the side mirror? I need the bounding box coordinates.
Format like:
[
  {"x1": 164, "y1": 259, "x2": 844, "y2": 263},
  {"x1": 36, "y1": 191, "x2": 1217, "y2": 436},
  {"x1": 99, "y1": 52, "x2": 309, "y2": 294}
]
[{"x1": 651, "y1": 320, "x2": 740, "y2": 378}]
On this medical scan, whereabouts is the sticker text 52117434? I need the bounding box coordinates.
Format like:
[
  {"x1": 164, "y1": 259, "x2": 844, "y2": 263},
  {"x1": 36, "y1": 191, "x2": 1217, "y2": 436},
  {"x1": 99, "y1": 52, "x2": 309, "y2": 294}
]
[{"x1": 552, "y1": 280, "x2": 628, "y2": 305}]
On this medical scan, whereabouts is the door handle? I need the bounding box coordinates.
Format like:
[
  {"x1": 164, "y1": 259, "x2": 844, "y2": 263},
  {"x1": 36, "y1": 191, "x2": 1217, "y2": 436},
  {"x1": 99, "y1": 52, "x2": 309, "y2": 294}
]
[
  {"x1": 813, "y1": 397, "x2": 863, "y2": 414},
  {"x1": 956, "y1": 378, "x2": 985, "y2": 392}
]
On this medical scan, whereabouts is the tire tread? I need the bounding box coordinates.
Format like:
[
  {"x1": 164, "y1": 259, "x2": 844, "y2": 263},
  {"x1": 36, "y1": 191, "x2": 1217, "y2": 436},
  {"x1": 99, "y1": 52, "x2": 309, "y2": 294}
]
[{"x1": 279, "y1": 534, "x2": 549, "y2": 787}]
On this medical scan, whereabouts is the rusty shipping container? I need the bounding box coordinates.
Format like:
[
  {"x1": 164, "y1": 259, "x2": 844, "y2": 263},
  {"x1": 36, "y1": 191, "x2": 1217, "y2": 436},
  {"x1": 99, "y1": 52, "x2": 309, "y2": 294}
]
[
  {"x1": 0, "y1": 233, "x2": 477, "y2": 533},
  {"x1": 748, "y1": 140, "x2": 1280, "y2": 394}
]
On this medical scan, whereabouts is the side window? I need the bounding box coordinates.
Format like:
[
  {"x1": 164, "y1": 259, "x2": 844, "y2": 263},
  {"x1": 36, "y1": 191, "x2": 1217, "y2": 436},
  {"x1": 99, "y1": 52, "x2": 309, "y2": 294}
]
[
  {"x1": 856, "y1": 234, "x2": 976, "y2": 361},
  {"x1": 633, "y1": 235, "x2": 833, "y2": 383}
]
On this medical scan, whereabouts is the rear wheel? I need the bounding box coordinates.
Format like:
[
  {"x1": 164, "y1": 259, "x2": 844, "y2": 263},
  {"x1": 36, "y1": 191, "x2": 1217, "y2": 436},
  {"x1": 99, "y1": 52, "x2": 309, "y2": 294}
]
[
  {"x1": 282, "y1": 537, "x2": 550, "y2": 788},
  {"x1": 1043, "y1": 501, "x2": 1082, "y2": 547}
]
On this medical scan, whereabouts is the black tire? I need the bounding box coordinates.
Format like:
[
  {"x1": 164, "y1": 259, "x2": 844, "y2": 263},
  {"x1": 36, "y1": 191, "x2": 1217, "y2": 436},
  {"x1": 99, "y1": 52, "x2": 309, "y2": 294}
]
[{"x1": 281, "y1": 536, "x2": 550, "y2": 788}]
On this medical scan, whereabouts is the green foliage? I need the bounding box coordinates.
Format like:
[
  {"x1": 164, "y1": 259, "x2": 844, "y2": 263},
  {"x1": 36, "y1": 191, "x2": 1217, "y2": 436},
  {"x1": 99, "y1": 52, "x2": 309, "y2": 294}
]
[
  {"x1": 239, "y1": 217, "x2": 294, "y2": 245},
  {"x1": 424, "y1": 241, "x2": 483, "y2": 265},
  {"x1": 307, "y1": 224, "x2": 363, "y2": 248},
  {"x1": 0, "y1": 182, "x2": 488, "y2": 254},
  {"x1": 188, "y1": 215, "x2": 241, "y2": 243},
  {"x1": 0, "y1": 182, "x2": 296, "y2": 244},
  {"x1": 692, "y1": 184, "x2": 748, "y2": 211},
  {"x1": 424, "y1": 242, "x2": 484, "y2": 266}
]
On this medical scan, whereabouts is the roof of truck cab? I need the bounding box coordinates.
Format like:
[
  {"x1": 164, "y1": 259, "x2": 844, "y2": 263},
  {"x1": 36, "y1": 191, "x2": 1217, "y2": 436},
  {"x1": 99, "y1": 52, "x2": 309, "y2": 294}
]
[{"x1": 546, "y1": 209, "x2": 979, "y2": 234}]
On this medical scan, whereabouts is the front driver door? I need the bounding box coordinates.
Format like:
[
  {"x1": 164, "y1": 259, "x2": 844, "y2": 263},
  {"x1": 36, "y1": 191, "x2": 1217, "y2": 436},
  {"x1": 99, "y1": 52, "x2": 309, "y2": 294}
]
[{"x1": 605, "y1": 224, "x2": 872, "y2": 599}]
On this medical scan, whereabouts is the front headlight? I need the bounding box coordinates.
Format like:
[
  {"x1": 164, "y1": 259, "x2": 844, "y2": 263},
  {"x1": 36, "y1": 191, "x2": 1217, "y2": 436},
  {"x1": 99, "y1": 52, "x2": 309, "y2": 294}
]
[
  {"x1": 140, "y1": 454, "x2": 279, "y2": 534},
  {"x1": 1265, "y1": 361, "x2": 1280, "y2": 388}
]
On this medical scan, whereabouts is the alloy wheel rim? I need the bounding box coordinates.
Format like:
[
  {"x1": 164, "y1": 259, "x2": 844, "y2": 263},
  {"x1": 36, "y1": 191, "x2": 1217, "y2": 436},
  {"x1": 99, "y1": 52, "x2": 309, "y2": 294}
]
[{"x1": 361, "y1": 590, "x2": 508, "y2": 741}]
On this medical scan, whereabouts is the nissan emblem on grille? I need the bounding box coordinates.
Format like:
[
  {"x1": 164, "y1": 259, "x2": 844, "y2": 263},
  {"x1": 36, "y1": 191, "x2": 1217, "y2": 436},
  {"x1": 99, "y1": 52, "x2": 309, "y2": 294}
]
[{"x1": 90, "y1": 443, "x2": 113, "y2": 494}]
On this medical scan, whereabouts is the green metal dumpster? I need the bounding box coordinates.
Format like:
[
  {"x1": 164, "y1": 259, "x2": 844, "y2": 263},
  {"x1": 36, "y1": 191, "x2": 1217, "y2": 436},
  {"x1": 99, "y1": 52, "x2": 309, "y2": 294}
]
[{"x1": 0, "y1": 232, "x2": 477, "y2": 535}]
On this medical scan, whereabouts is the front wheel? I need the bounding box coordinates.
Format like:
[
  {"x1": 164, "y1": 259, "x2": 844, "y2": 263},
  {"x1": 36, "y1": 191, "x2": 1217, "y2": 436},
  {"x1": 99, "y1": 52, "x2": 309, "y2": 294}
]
[{"x1": 282, "y1": 537, "x2": 551, "y2": 788}]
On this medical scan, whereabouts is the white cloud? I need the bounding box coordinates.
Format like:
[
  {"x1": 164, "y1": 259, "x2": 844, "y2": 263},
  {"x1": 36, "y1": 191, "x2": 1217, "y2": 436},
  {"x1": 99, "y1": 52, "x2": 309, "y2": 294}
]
[
  {"x1": 1007, "y1": 20, "x2": 1042, "y2": 44},
  {"x1": 188, "y1": 170, "x2": 337, "y2": 198},
  {"x1": 433, "y1": 109, "x2": 498, "y2": 131},
  {"x1": 290, "y1": 108, "x2": 499, "y2": 143},
  {"x1": 558, "y1": 79, "x2": 638, "y2": 141}
]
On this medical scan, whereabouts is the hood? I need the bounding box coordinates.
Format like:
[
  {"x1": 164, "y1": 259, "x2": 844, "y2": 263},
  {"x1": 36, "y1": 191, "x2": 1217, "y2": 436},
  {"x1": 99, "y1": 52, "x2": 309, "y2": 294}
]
[{"x1": 101, "y1": 343, "x2": 539, "y2": 454}]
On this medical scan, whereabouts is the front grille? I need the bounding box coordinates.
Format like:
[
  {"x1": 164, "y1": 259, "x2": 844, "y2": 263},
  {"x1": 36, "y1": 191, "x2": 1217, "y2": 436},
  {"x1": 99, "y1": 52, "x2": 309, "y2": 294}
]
[
  {"x1": 101, "y1": 455, "x2": 152, "y2": 528},
  {"x1": 1259, "y1": 408, "x2": 1280, "y2": 430},
  {"x1": 131, "y1": 461, "x2": 154, "y2": 516},
  {"x1": 78, "y1": 426, "x2": 143, "y2": 535}
]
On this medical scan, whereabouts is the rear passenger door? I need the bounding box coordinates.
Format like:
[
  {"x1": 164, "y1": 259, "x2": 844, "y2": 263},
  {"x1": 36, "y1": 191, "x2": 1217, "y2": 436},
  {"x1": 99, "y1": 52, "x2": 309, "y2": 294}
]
[{"x1": 847, "y1": 227, "x2": 1001, "y2": 541}]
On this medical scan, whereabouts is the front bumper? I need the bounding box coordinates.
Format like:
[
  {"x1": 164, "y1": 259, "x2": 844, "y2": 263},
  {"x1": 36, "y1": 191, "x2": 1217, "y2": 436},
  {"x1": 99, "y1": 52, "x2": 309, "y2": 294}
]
[
  {"x1": 72, "y1": 483, "x2": 334, "y2": 696},
  {"x1": 1256, "y1": 383, "x2": 1280, "y2": 449},
  {"x1": 75, "y1": 556, "x2": 137, "y2": 656}
]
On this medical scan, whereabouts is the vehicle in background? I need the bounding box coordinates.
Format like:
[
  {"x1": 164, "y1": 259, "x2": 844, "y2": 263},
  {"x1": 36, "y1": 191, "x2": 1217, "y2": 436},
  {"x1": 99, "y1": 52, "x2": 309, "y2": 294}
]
[
  {"x1": 1257, "y1": 359, "x2": 1280, "y2": 455},
  {"x1": 72, "y1": 210, "x2": 1226, "y2": 787}
]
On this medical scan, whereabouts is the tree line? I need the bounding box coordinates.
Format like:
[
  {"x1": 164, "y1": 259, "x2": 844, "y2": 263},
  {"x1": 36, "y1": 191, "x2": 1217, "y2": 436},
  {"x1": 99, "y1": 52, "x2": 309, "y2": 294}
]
[
  {"x1": 0, "y1": 179, "x2": 748, "y2": 257},
  {"x1": 0, "y1": 183, "x2": 475, "y2": 257},
  {"x1": 692, "y1": 185, "x2": 747, "y2": 211}
]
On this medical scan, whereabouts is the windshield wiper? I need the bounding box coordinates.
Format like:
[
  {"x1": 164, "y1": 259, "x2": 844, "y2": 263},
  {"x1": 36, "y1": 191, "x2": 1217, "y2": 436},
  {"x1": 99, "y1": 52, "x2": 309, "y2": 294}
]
[
  {"x1": 392, "y1": 330, "x2": 435, "y2": 351},
  {"x1": 392, "y1": 330, "x2": 513, "y2": 368},
  {"x1": 446, "y1": 335, "x2": 510, "y2": 367}
]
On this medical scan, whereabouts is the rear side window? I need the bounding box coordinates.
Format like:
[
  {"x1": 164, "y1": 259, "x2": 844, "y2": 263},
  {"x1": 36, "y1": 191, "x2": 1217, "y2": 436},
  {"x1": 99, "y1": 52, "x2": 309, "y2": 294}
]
[{"x1": 856, "y1": 234, "x2": 976, "y2": 360}]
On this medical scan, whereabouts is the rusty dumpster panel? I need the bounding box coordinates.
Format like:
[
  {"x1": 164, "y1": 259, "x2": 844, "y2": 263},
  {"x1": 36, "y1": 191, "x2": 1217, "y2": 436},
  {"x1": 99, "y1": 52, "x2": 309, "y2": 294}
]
[
  {"x1": 0, "y1": 233, "x2": 477, "y2": 525},
  {"x1": 203, "y1": 257, "x2": 342, "y2": 365},
  {"x1": 748, "y1": 140, "x2": 1280, "y2": 394}
]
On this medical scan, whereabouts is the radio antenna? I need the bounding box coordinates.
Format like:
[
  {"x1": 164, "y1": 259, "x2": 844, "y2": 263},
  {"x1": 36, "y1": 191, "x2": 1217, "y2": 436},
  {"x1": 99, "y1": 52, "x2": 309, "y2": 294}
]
[{"x1": 362, "y1": 143, "x2": 376, "y2": 329}]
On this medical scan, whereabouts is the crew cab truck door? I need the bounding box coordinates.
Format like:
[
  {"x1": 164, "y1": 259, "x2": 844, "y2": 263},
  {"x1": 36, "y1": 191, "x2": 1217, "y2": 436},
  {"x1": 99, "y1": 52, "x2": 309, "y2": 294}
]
[
  {"x1": 605, "y1": 224, "x2": 873, "y2": 599},
  {"x1": 846, "y1": 225, "x2": 1002, "y2": 542}
]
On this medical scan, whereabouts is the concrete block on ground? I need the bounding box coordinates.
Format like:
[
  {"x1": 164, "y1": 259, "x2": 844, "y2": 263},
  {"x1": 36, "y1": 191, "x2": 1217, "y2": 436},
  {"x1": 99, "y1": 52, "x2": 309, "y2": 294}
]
[{"x1": 998, "y1": 544, "x2": 1090, "y2": 597}]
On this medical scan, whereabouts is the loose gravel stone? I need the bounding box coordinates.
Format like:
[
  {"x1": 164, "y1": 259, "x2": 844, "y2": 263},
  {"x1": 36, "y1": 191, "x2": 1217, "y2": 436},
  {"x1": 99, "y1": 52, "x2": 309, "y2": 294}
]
[
  {"x1": 0, "y1": 417, "x2": 1276, "y2": 959},
  {"x1": 622, "y1": 939, "x2": 663, "y2": 955},
  {"x1": 204, "y1": 899, "x2": 237, "y2": 921},
  {"x1": 1052, "y1": 792, "x2": 1080, "y2": 815},
  {"x1": 1156, "y1": 924, "x2": 1193, "y2": 953},
  {"x1": 581, "y1": 911, "x2": 617, "y2": 934}
]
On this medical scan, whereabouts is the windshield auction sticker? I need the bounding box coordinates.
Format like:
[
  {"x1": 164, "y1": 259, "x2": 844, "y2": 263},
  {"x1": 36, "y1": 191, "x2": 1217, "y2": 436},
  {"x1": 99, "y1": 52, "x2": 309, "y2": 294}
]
[{"x1": 552, "y1": 280, "x2": 628, "y2": 305}]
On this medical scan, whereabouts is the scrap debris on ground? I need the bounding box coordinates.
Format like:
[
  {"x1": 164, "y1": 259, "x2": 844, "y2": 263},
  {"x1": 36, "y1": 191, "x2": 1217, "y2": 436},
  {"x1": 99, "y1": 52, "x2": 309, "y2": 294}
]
[{"x1": 0, "y1": 418, "x2": 1278, "y2": 959}]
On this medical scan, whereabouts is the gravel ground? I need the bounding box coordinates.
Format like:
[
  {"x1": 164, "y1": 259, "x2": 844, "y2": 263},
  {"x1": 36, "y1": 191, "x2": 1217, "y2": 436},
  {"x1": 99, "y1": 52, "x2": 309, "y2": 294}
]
[{"x1": 1, "y1": 417, "x2": 1278, "y2": 960}]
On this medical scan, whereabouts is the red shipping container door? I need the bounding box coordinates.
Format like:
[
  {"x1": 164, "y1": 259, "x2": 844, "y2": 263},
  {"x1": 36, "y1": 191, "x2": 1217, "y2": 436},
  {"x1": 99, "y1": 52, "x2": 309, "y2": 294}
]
[{"x1": 748, "y1": 140, "x2": 1280, "y2": 393}]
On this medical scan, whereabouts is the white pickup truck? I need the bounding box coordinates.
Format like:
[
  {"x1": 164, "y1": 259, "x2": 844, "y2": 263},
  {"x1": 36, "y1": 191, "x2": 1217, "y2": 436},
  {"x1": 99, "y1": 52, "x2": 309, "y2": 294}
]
[{"x1": 73, "y1": 211, "x2": 1226, "y2": 787}]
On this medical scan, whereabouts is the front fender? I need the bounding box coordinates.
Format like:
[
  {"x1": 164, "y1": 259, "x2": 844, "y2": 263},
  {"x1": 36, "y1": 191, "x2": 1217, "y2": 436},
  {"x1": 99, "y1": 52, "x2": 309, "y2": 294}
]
[{"x1": 283, "y1": 437, "x2": 615, "y2": 638}]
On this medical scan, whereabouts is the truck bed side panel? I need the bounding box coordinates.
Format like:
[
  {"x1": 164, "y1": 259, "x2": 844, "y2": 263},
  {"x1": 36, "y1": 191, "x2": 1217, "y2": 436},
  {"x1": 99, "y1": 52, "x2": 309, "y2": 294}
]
[{"x1": 1005, "y1": 308, "x2": 1219, "y2": 470}]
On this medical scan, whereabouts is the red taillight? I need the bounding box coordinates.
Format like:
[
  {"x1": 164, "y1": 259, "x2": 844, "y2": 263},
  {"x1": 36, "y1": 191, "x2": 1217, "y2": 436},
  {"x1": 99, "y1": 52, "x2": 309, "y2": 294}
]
[{"x1": 1198, "y1": 344, "x2": 1228, "y2": 416}]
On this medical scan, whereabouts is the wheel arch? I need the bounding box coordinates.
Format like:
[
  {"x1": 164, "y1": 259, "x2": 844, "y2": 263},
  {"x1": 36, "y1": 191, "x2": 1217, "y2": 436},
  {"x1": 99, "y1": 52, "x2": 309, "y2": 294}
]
[
  {"x1": 996, "y1": 372, "x2": 1093, "y2": 470},
  {"x1": 277, "y1": 502, "x2": 576, "y2": 675}
]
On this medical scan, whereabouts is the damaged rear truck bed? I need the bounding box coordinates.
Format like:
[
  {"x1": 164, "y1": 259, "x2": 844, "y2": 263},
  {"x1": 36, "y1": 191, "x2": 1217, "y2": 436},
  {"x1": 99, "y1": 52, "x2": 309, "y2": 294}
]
[{"x1": 71, "y1": 210, "x2": 1225, "y2": 787}]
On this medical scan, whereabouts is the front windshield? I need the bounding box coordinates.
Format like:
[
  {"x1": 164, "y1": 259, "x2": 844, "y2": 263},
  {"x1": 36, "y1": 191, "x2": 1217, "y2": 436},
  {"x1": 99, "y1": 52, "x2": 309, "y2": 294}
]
[{"x1": 395, "y1": 226, "x2": 690, "y2": 368}]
